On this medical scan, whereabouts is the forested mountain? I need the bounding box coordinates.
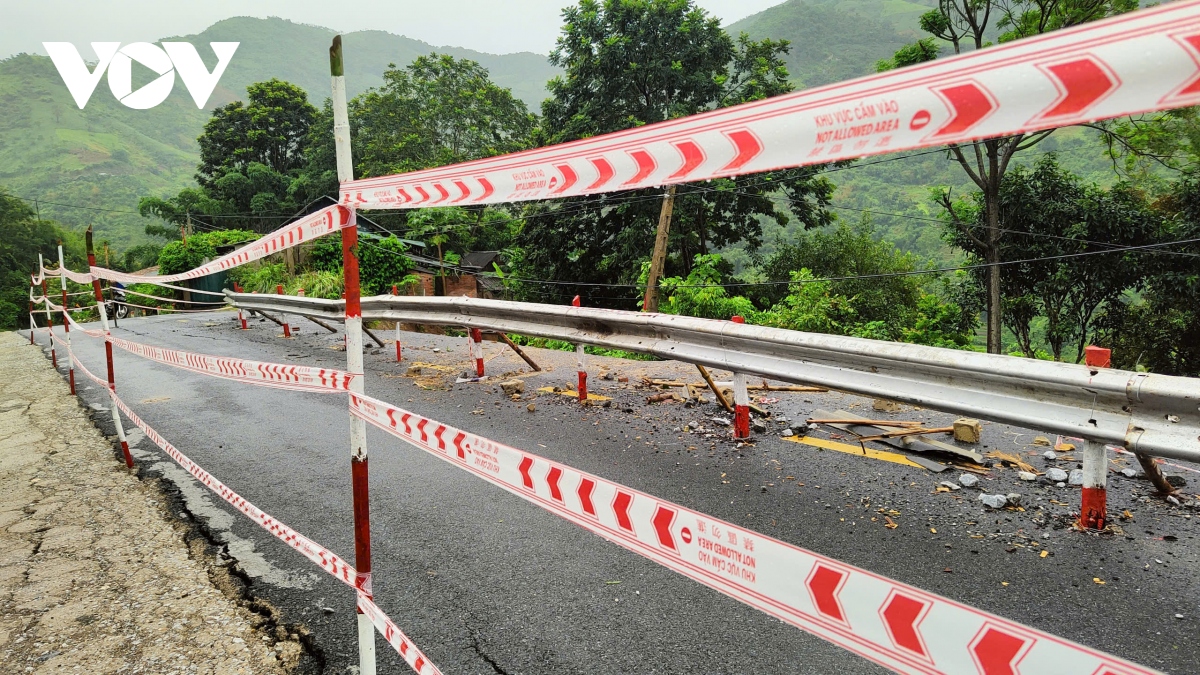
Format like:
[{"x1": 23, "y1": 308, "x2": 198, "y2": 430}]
[
  {"x1": 727, "y1": 0, "x2": 931, "y2": 89},
  {"x1": 0, "y1": 17, "x2": 557, "y2": 250}
]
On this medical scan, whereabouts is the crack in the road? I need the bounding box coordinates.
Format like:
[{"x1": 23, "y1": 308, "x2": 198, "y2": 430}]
[{"x1": 463, "y1": 622, "x2": 511, "y2": 675}]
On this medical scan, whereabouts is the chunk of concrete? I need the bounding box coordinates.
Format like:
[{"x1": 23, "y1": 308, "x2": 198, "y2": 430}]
[
  {"x1": 953, "y1": 418, "x2": 983, "y2": 444},
  {"x1": 1068, "y1": 469, "x2": 1085, "y2": 485},
  {"x1": 979, "y1": 493, "x2": 1008, "y2": 509},
  {"x1": 1005, "y1": 493, "x2": 1023, "y2": 507},
  {"x1": 499, "y1": 379, "x2": 525, "y2": 395},
  {"x1": 872, "y1": 398, "x2": 904, "y2": 412},
  {"x1": 1045, "y1": 468, "x2": 1069, "y2": 482},
  {"x1": 958, "y1": 473, "x2": 979, "y2": 488},
  {"x1": 1018, "y1": 471, "x2": 1037, "y2": 481}
]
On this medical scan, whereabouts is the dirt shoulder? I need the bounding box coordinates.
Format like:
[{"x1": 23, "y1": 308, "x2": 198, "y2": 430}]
[{"x1": 0, "y1": 331, "x2": 300, "y2": 674}]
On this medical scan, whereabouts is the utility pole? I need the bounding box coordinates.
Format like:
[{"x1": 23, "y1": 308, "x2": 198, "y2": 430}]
[{"x1": 641, "y1": 185, "x2": 676, "y2": 313}]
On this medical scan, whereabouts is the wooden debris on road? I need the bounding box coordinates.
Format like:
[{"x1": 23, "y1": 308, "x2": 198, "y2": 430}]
[
  {"x1": 808, "y1": 418, "x2": 924, "y2": 427},
  {"x1": 985, "y1": 450, "x2": 1040, "y2": 474},
  {"x1": 855, "y1": 426, "x2": 955, "y2": 443}
]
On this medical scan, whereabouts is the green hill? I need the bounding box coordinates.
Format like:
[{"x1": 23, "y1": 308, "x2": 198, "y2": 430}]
[
  {"x1": 723, "y1": 0, "x2": 1126, "y2": 268},
  {"x1": 0, "y1": 16, "x2": 558, "y2": 251},
  {"x1": 727, "y1": 0, "x2": 933, "y2": 88}
]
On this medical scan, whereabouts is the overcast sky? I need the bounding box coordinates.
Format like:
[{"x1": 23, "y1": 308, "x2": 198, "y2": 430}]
[{"x1": 3, "y1": 0, "x2": 784, "y2": 59}]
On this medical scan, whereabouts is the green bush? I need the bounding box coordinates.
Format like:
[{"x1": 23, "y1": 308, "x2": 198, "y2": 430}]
[
  {"x1": 231, "y1": 262, "x2": 287, "y2": 294},
  {"x1": 156, "y1": 229, "x2": 256, "y2": 276},
  {"x1": 285, "y1": 270, "x2": 343, "y2": 299}
]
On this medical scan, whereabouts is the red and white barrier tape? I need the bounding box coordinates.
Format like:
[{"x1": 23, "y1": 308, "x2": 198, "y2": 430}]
[
  {"x1": 349, "y1": 392, "x2": 1158, "y2": 675},
  {"x1": 114, "y1": 300, "x2": 231, "y2": 314},
  {"x1": 106, "y1": 335, "x2": 357, "y2": 394},
  {"x1": 45, "y1": 298, "x2": 99, "y2": 315},
  {"x1": 91, "y1": 205, "x2": 345, "y2": 285},
  {"x1": 59, "y1": 306, "x2": 104, "y2": 338},
  {"x1": 41, "y1": 266, "x2": 94, "y2": 285},
  {"x1": 66, "y1": 342, "x2": 108, "y2": 388},
  {"x1": 109, "y1": 389, "x2": 359, "y2": 585},
  {"x1": 53, "y1": 337, "x2": 440, "y2": 673},
  {"x1": 355, "y1": 593, "x2": 442, "y2": 675},
  {"x1": 120, "y1": 287, "x2": 228, "y2": 305},
  {"x1": 343, "y1": 1, "x2": 1200, "y2": 211}
]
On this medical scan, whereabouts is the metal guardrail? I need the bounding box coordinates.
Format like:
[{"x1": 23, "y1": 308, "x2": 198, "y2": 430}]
[{"x1": 226, "y1": 292, "x2": 1200, "y2": 463}]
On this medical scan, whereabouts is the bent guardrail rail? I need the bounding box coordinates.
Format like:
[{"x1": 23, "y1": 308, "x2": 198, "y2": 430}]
[{"x1": 225, "y1": 292, "x2": 1200, "y2": 463}]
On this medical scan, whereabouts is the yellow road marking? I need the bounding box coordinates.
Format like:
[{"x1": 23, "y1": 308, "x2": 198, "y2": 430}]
[
  {"x1": 783, "y1": 435, "x2": 926, "y2": 470},
  {"x1": 537, "y1": 386, "x2": 611, "y2": 401}
]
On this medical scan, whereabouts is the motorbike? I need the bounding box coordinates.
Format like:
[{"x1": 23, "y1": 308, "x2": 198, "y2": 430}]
[{"x1": 105, "y1": 284, "x2": 129, "y2": 322}]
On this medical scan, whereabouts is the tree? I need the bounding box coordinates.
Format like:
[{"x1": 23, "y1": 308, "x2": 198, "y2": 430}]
[
  {"x1": 883, "y1": 0, "x2": 1136, "y2": 353},
  {"x1": 1096, "y1": 173, "x2": 1200, "y2": 376},
  {"x1": 945, "y1": 156, "x2": 1161, "y2": 360},
  {"x1": 140, "y1": 79, "x2": 318, "y2": 234},
  {"x1": 353, "y1": 54, "x2": 536, "y2": 177},
  {"x1": 518, "y1": 0, "x2": 836, "y2": 308},
  {"x1": 0, "y1": 189, "x2": 86, "y2": 330}
]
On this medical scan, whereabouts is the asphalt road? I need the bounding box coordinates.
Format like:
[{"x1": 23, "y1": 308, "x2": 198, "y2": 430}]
[{"x1": 25, "y1": 312, "x2": 1200, "y2": 674}]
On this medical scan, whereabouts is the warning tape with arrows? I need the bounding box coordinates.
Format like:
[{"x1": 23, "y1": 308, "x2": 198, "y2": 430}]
[
  {"x1": 341, "y1": 0, "x2": 1200, "y2": 212},
  {"x1": 348, "y1": 391, "x2": 1158, "y2": 675}
]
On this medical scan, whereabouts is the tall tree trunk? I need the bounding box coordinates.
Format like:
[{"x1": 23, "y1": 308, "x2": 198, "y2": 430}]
[
  {"x1": 984, "y1": 188, "x2": 1003, "y2": 354},
  {"x1": 642, "y1": 186, "x2": 677, "y2": 313}
]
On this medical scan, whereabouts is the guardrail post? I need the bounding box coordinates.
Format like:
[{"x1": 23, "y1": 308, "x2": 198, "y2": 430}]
[
  {"x1": 39, "y1": 254, "x2": 57, "y2": 369},
  {"x1": 1080, "y1": 440, "x2": 1108, "y2": 530},
  {"x1": 572, "y1": 296, "x2": 588, "y2": 402},
  {"x1": 1078, "y1": 346, "x2": 1113, "y2": 530},
  {"x1": 470, "y1": 328, "x2": 485, "y2": 377},
  {"x1": 729, "y1": 316, "x2": 750, "y2": 438},
  {"x1": 235, "y1": 283, "x2": 248, "y2": 329},
  {"x1": 276, "y1": 285, "x2": 292, "y2": 337},
  {"x1": 391, "y1": 285, "x2": 402, "y2": 363},
  {"x1": 86, "y1": 228, "x2": 135, "y2": 469},
  {"x1": 332, "y1": 35, "x2": 376, "y2": 675},
  {"x1": 58, "y1": 244, "x2": 75, "y2": 395}
]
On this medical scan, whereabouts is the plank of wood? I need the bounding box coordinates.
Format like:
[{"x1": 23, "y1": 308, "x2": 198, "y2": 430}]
[
  {"x1": 784, "y1": 435, "x2": 936, "y2": 471},
  {"x1": 855, "y1": 427, "x2": 955, "y2": 443},
  {"x1": 808, "y1": 419, "x2": 924, "y2": 427},
  {"x1": 696, "y1": 364, "x2": 733, "y2": 414}
]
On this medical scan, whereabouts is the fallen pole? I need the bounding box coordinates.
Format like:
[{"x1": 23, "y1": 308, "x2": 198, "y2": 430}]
[
  {"x1": 494, "y1": 332, "x2": 542, "y2": 371},
  {"x1": 696, "y1": 364, "x2": 733, "y2": 414},
  {"x1": 362, "y1": 325, "x2": 385, "y2": 349},
  {"x1": 306, "y1": 315, "x2": 340, "y2": 333}
]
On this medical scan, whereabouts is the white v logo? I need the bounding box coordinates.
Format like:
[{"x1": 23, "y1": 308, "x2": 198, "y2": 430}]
[
  {"x1": 162, "y1": 42, "x2": 239, "y2": 108},
  {"x1": 43, "y1": 42, "x2": 120, "y2": 109}
]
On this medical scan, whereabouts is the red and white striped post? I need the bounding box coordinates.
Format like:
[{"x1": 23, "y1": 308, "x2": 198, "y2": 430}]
[
  {"x1": 39, "y1": 254, "x2": 57, "y2": 369},
  {"x1": 58, "y1": 244, "x2": 75, "y2": 395},
  {"x1": 276, "y1": 285, "x2": 292, "y2": 337},
  {"x1": 1079, "y1": 346, "x2": 1113, "y2": 530},
  {"x1": 391, "y1": 285, "x2": 401, "y2": 363},
  {"x1": 331, "y1": 35, "x2": 376, "y2": 675},
  {"x1": 235, "y1": 283, "x2": 248, "y2": 330},
  {"x1": 572, "y1": 295, "x2": 587, "y2": 402},
  {"x1": 730, "y1": 316, "x2": 750, "y2": 439},
  {"x1": 86, "y1": 228, "x2": 135, "y2": 469},
  {"x1": 470, "y1": 328, "x2": 485, "y2": 378}
]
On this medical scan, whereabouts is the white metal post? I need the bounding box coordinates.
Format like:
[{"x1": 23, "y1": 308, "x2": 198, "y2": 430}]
[
  {"x1": 39, "y1": 254, "x2": 56, "y2": 369},
  {"x1": 58, "y1": 245, "x2": 75, "y2": 394}
]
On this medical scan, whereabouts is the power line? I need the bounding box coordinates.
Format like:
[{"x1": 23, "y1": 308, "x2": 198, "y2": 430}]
[{"x1": 359, "y1": 226, "x2": 1200, "y2": 290}]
